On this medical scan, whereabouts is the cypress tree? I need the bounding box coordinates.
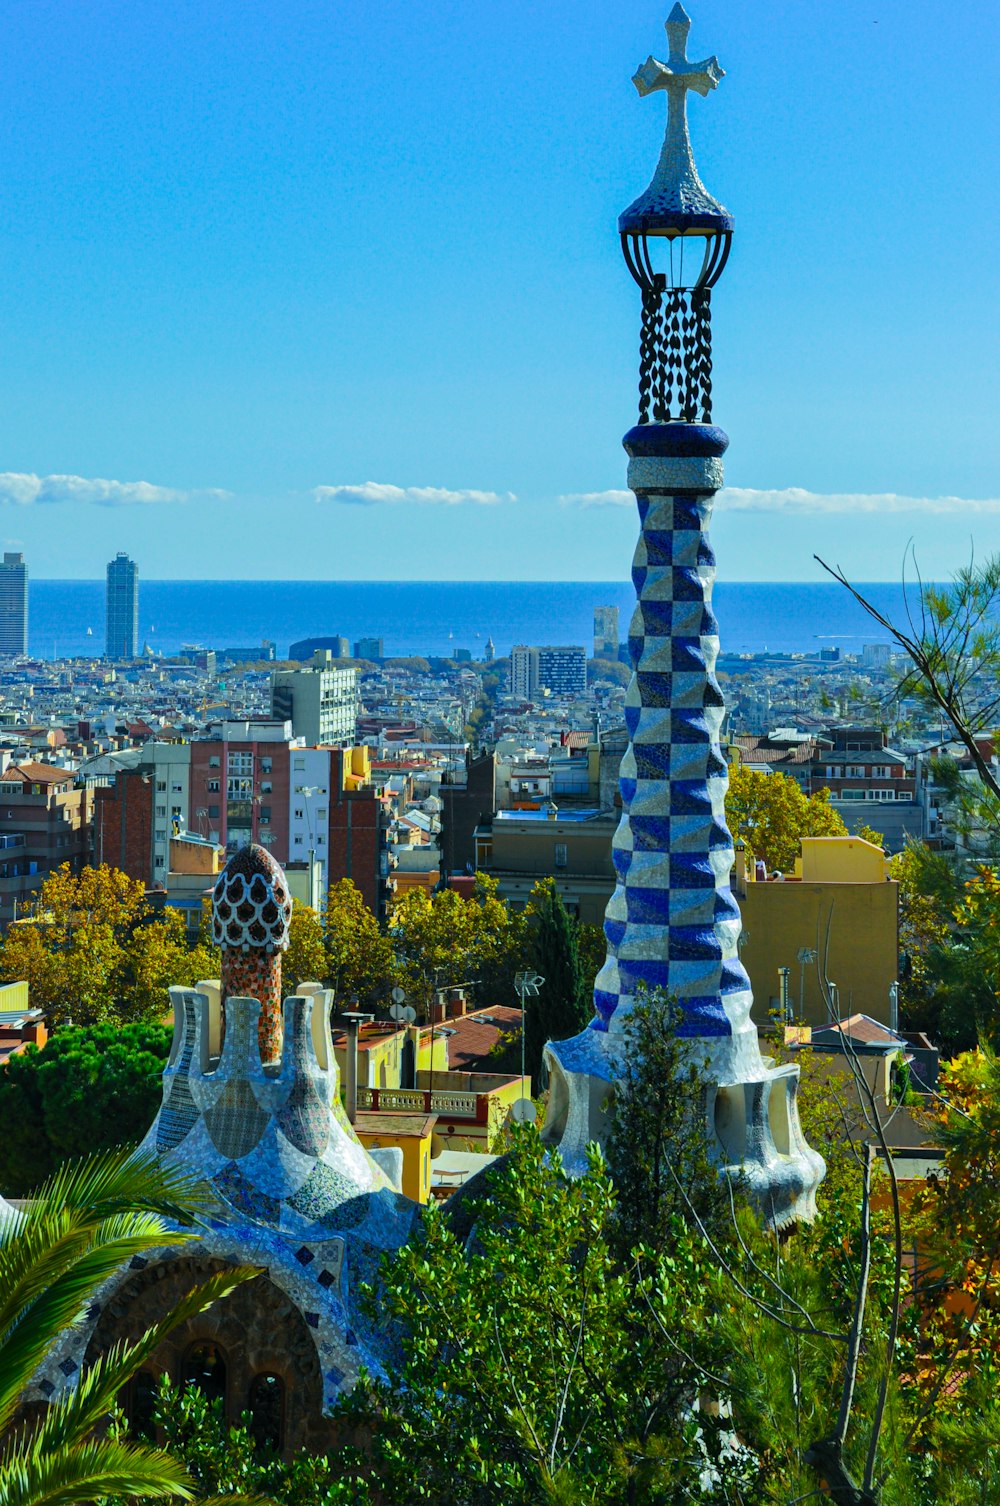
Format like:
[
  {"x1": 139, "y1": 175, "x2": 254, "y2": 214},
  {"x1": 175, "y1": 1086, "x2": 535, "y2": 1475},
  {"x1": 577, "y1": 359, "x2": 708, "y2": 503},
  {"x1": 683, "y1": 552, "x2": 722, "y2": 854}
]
[{"x1": 524, "y1": 882, "x2": 590, "y2": 1089}]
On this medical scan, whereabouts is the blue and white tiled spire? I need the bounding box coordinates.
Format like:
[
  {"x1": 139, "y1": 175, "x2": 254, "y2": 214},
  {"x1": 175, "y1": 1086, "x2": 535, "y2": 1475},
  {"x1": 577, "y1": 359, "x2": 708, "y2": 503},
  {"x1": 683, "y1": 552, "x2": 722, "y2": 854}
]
[
  {"x1": 542, "y1": 7, "x2": 824, "y2": 1227},
  {"x1": 594, "y1": 427, "x2": 758, "y2": 1080}
]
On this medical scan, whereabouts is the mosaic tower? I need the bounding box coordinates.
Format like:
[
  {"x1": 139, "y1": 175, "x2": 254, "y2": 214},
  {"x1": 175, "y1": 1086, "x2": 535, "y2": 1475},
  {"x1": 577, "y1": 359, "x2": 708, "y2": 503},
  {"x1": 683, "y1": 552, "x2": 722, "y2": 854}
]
[
  {"x1": 212, "y1": 843, "x2": 291, "y2": 1063},
  {"x1": 543, "y1": 6, "x2": 824, "y2": 1227}
]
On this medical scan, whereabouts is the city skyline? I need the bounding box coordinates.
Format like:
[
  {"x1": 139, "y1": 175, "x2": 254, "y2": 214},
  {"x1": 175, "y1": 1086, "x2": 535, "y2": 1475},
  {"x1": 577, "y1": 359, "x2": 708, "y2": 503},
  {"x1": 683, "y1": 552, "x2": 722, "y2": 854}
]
[{"x1": 0, "y1": 0, "x2": 996, "y2": 583}]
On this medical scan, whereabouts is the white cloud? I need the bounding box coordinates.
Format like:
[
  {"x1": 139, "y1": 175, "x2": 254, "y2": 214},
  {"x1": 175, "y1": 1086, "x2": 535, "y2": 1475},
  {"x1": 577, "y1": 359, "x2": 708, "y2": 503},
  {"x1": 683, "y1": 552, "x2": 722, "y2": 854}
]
[
  {"x1": 559, "y1": 489, "x2": 633, "y2": 509},
  {"x1": 560, "y1": 486, "x2": 1000, "y2": 516},
  {"x1": 719, "y1": 487, "x2": 1000, "y2": 515},
  {"x1": 314, "y1": 482, "x2": 514, "y2": 507},
  {"x1": 0, "y1": 472, "x2": 230, "y2": 507}
]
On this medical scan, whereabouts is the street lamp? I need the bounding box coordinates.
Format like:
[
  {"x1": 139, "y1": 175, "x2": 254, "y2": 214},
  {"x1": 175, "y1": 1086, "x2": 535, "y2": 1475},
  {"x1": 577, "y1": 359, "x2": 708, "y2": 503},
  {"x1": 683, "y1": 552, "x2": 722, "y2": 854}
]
[{"x1": 514, "y1": 970, "x2": 544, "y2": 1116}]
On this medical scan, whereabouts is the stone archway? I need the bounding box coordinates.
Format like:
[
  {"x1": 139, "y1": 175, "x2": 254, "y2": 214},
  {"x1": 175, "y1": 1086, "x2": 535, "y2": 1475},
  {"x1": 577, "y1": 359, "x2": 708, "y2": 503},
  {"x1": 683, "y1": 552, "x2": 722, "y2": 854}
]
[{"x1": 85, "y1": 1254, "x2": 339, "y2": 1455}]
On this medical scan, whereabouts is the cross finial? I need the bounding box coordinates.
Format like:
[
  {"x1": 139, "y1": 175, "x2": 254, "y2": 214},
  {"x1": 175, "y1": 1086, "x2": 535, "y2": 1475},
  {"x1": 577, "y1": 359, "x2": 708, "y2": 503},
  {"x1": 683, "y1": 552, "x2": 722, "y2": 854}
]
[
  {"x1": 618, "y1": 4, "x2": 732, "y2": 237},
  {"x1": 633, "y1": 4, "x2": 724, "y2": 103}
]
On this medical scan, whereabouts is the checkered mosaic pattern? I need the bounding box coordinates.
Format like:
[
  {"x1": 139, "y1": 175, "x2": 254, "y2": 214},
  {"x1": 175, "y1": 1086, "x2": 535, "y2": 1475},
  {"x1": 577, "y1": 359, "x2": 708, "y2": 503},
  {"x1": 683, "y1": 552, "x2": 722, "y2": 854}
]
[{"x1": 593, "y1": 486, "x2": 752, "y2": 1041}]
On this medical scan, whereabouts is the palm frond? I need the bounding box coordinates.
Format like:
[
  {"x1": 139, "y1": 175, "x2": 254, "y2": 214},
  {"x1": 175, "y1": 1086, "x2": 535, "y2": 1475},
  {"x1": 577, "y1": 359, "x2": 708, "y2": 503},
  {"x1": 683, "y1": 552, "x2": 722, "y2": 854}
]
[
  {"x1": 0, "y1": 1227, "x2": 202, "y2": 1430},
  {"x1": 22, "y1": 1267, "x2": 262, "y2": 1455},
  {"x1": 0, "y1": 1434, "x2": 196, "y2": 1506},
  {"x1": 7, "y1": 1146, "x2": 211, "y2": 1236}
]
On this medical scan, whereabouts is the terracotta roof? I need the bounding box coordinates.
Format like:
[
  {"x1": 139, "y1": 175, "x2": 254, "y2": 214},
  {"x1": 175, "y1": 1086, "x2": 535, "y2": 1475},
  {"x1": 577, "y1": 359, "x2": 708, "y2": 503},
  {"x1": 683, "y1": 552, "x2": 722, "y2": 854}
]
[
  {"x1": 812, "y1": 1014, "x2": 903, "y2": 1046},
  {"x1": 354, "y1": 1111, "x2": 436, "y2": 1138},
  {"x1": 4, "y1": 762, "x2": 74, "y2": 785},
  {"x1": 445, "y1": 1005, "x2": 522, "y2": 1070}
]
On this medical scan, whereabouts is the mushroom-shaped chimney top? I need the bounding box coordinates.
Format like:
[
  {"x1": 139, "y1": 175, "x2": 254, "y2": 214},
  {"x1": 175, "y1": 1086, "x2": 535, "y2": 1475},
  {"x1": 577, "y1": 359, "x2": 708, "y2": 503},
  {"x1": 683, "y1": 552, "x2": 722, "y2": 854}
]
[
  {"x1": 212, "y1": 842, "x2": 292, "y2": 955},
  {"x1": 619, "y1": 4, "x2": 733, "y2": 238}
]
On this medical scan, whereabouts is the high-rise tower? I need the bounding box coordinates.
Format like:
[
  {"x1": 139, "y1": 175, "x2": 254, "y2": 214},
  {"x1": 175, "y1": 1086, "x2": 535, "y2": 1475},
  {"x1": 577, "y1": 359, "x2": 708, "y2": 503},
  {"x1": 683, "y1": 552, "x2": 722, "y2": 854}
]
[
  {"x1": 0, "y1": 553, "x2": 28, "y2": 657},
  {"x1": 542, "y1": 6, "x2": 824, "y2": 1227},
  {"x1": 105, "y1": 552, "x2": 139, "y2": 661}
]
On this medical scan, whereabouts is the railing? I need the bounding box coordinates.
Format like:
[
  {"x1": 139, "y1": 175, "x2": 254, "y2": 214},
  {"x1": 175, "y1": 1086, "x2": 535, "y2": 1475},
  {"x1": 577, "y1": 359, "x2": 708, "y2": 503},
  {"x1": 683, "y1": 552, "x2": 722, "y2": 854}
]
[{"x1": 358, "y1": 1086, "x2": 481, "y2": 1119}]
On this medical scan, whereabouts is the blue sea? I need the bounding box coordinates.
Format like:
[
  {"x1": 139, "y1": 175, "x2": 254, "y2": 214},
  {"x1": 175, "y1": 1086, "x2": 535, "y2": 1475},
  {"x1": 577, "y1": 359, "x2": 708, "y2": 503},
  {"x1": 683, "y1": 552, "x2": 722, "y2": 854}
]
[{"x1": 24, "y1": 580, "x2": 915, "y2": 661}]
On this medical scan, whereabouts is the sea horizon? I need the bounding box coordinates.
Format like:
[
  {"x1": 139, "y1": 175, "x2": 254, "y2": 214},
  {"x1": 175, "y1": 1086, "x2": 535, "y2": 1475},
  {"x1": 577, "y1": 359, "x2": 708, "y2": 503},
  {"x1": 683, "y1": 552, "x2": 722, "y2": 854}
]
[{"x1": 16, "y1": 578, "x2": 923, "y2": 663}]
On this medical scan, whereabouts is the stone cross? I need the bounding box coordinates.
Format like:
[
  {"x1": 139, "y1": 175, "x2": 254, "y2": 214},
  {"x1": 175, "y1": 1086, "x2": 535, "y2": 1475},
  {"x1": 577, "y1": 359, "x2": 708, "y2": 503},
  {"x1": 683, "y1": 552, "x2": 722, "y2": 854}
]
[
  {"x1": 624, "y1": 4, "x2": 727, "y2": 227},
  {"x1": 633, "y1": 4, "x2": 724, "y2": 105}
]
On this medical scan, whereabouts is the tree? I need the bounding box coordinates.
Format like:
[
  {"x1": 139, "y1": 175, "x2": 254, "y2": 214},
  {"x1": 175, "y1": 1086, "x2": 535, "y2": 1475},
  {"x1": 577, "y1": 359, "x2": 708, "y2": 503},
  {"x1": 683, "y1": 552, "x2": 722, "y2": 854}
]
[
  {"x1": 324, "y1": 879, "x2": 396, "y2": 1006},
  {"x1": 340, "y1": 1128, "x2": 737, "y2": 1506},
  {"x1": 119, "y1": 1377, "x2": 371, "y2": 1503},
  {"x1": 284, "y1": 902, "x2": 328, "y2": 991},
  {"x1": 391, "y1": 874, "x2": 526, "y2": 1016},
  {"x1": 0, "y1": 1146, "x2": 257, "y2": 1505},
  {"x1": 0, "y1": 865, "x2": 219, "y2": 1027},
  {"x1": 605, "y1": 989, "x2": 732, "y2": 1253},
  {"x1": 523, "y1": 879, "x2": 590, "y2": 1088},
  {"x1": 0, "y1": 1023, "x2": 172, "y2": 1195},
  {"x1": 725, "y1": 763, "x2": 847, "y2": 871}
]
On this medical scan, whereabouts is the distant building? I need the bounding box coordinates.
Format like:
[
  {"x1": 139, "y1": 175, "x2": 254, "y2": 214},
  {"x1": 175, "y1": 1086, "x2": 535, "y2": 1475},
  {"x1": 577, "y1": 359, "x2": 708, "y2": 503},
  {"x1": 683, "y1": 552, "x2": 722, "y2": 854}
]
[
  {"x1": 862, "y1": 643, "x2": 893, "y2": 668},
  {"x1": 216, "y1": 641, "x2": 275, "y2": 665},
  {"x1": 0, "y1": 763, "x2": 91, "y2": 920},
  {"x1": 271, "y1": 652, "x2": 359, "y2": 746},
  {"x1": 354, "y1": 636, "x2": 384, "y2": 661},
  {"x1": 733, "y1": 836, "x2": 898, "y2": 1029},
  {"x1": 0, "y1": 553, "x2": 28, "y2": 657},
  {"x1": 288, "y1": 635, "x2": 350, "y2": 661},
  {"x1": 105, "y1": 553, "x2": 139, "y2": 661},
  {"x1": 474, "y1": 806, "x2": 618, "y2": 926},
  {"x1": 593, "y1": 605, "x2": 619, "y2": 660},
  {"x1": 509, "y1": 644, "x2": 587, "y2": 699},
  {"x1": 485, "y1": 636, "x2": 495, "y2": 663}
]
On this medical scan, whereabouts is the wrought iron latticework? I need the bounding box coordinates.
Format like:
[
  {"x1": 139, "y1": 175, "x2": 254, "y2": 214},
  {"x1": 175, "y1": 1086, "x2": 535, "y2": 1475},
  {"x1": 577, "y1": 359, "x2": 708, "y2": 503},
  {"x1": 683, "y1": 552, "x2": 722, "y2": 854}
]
[{"x1": 638, "y1": 280, "x2": 712, "y2": 424}]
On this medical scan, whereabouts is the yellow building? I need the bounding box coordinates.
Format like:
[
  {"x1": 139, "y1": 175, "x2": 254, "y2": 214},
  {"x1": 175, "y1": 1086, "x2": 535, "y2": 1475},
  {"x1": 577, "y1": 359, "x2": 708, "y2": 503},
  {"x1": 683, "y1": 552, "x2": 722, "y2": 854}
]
[
  {"x1": 734, "y1": 836, "x2": 898, "y2": 1027},
  {"x1": 354, "y1": 1111, "x2": 436, "y2": 1203}
]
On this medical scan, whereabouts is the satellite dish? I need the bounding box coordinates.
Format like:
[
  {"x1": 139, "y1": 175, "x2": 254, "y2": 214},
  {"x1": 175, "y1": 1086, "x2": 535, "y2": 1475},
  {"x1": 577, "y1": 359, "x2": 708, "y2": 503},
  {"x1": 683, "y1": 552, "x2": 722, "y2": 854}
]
[
  {"x1": 510, "y1": 1098, "x2": 537, "y2": 1125},
  {"x1": 391, "y1": 986, "x2": 406, "y2": 1004},
  {"x1": 403, "y1": 1005, "x2": 416, "y2": 1023},
  {"x1": 389, "y1": 1003, "x2": 405, "y2": 1021}
]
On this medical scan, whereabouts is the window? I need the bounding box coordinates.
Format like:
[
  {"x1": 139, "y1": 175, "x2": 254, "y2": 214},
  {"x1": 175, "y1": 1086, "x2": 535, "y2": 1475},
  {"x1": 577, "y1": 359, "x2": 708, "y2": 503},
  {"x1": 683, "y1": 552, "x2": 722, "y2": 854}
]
[
  {"x1": 248, "y1": 1373, "x2": 284, "y2": 1453},
  {"x1": 172, "y1": 782, "x2": 183, "y2": 793},
  {"x1": 207, "y1": 779, "x2": 220, "y2": 793},
  {"x1": 554, "y1": 843, "x2": 568, "y2": 869},
  {"x1": 316, "y1": 833, "x2": 326, "y2": 845},
  {"x1": 155, "y1": 780, "x2": 166, "y2": 792},
  {"x1": 229, "y1": 752, "x2": 253, "y2": 775},
  {"x1": 260, "y1": 806, "x2": 271, "y2": 823},
  {"x1": 208, "y1": 804, "x2": 220, "y2": 819},
  {"x1": 155, "y1": 805, "x2": 166, "y2": 817},
  {"x1": 261, "y1": 781, "x2": 272, "y2": 794},
  {"x1": 317, "y1": 808, "x2": 327, "y2": 821},
  {"x1": 182, "y1": 1343, "x2": 227, "y2": 1408},
  {"x1": 293, "y1": 758, "x2": 306, "y2": 772},
  {"x1": 294, "y1": 808, "x2": 304, "y2": 820},
  {"x1": 261, "y1": 757, "x2": 272, "y2": 774},
  {"x1": 209, "y1": 755, "x2": 221, "y2": 768},
  {"x1": 293, "y1": 834, "x2": 303, "y2": 846}
]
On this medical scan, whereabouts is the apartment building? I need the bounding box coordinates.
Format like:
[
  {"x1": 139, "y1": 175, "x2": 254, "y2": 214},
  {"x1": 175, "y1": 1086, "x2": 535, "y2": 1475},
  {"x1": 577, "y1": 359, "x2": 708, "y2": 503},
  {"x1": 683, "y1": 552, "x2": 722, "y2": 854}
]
[
  {"x1": 270, "y1": 652, "x2": 359, "y2": 746},
  {"x1": 0, "y1": 763, "x2": 91, "y2": 919}
]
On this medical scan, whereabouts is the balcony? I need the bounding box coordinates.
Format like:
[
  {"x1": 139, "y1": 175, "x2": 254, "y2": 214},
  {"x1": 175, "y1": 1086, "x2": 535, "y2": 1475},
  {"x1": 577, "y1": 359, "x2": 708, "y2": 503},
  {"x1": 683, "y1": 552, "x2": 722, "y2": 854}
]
[{"x1": 357, "y1": 1086, "x2": 481, "y2": 1120}]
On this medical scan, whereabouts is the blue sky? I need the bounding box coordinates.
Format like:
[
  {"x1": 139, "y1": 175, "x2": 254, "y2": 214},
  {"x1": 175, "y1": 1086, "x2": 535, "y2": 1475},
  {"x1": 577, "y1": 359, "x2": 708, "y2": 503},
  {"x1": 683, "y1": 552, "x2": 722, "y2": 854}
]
[{"x1": 0, "y1": 0, "x2": 997, "y2": 581}]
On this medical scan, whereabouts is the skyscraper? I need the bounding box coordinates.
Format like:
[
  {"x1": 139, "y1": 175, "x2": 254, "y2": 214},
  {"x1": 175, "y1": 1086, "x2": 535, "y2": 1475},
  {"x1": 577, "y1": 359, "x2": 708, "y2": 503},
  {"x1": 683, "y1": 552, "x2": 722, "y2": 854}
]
[
  {"x1": 0, "y1": 553, "x2": 28, "y2": 657},
  {"x1": 105, "y1": 553, "x2": 139, "y2": 661},
  {"x1": 593, "y1": 606, "x2": 619, "y2": 659}
]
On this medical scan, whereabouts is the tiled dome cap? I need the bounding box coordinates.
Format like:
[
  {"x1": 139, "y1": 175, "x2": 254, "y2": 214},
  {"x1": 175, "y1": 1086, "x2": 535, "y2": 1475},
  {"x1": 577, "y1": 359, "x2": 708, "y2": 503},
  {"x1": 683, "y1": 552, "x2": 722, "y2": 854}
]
[{"x1": 212, "y1": 843, "x2": 292, "y2": 954}]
